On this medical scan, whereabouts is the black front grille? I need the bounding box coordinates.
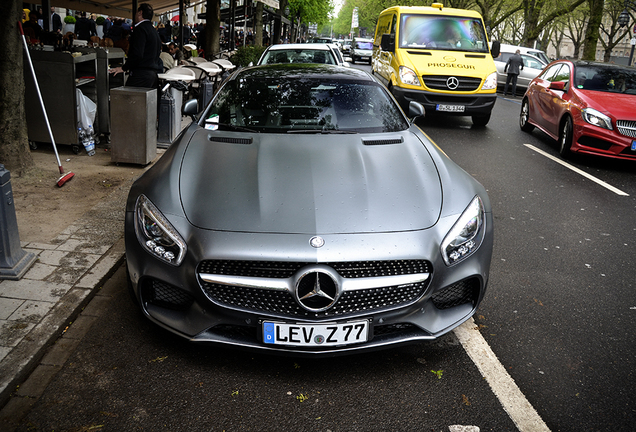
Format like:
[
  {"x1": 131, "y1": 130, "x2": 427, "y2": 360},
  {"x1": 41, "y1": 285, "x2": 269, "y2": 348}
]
[
  {"x1": 141, "y1": 279, "x2": 194, "y2": 310},
  {"x1": 423, "y1": 75, "x2": 482, "y2": 91},
  {"x1": 431, "y1": 278, "x2": 479, "y2": 310},
  {"x1": 198, "y1": 260, "x2": 431, "y2": 279}
]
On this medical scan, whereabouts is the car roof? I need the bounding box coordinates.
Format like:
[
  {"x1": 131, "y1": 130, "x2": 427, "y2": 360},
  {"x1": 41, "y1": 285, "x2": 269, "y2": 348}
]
[
  {"x1": 266, "y1": 43, "x2": 331, "y2": 51},
  {"x1": 235, "y1": 63, "x2": 375, "y2": 82}
]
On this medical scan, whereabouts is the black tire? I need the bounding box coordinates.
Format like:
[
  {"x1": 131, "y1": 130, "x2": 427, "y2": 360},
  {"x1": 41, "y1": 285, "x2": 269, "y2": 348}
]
[
  {"x1": 472, "y1": 113, "x2": 491, "y2": 127},
  {"x1": 519, "y1": 98, "x2": 534, "y2": 132},
  {"x1": 71, "y1": 145, "x2": 81, "y2": 155},
  {"x1": 559, "y1": 116, "x2": 573, "y2": 158},
  {"x1": 29, "y1": 141, "x2": 37, "y2": 150}
]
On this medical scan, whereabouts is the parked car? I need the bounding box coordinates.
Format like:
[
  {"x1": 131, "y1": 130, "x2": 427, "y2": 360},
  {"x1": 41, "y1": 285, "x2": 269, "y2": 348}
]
[
  {"x1": 495, "y1": 52, "x2": 547, "y2": 94},
  {"x1": 125, "y1": 64, "x2": 494, "y2": 356},
  {"x1": 520, "y1": 60, "x2": 636, "y2": 160},
  {"x1": 498, "y1": 43, "x2": 549, "y2": 65},
  {"x1": 351, "y1": 37, "x2": 373, "y2": 64},
  {"x1": 257, "y1": 43, "x2": 347, "y2": 67},
  {"x1": 341, "y1": 38, "x2": 352, "y2": 54}
]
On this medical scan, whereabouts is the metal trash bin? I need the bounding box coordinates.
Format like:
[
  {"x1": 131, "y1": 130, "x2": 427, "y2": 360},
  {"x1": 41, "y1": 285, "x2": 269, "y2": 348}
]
[{"x1": 110, "y1": 87, "x2": 157, "y2": 165}]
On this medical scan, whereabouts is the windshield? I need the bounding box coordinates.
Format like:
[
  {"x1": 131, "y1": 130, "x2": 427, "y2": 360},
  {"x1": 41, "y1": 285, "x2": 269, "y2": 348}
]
[
  {"x1": 355, "y1": 41, "x2": 373, "y2": 50},
  {"x1": 203, "y1": 72, "x2": 409, "y2": 134},
  {"x1": 260, "y1": 49, "x2": 337, "y2": 65},
  {"x1": 399, "y1": 14, "x2": 489, "y2": 53},
  {"x1": 575, "y1": 65, "x2": 636, "y2": 94}
]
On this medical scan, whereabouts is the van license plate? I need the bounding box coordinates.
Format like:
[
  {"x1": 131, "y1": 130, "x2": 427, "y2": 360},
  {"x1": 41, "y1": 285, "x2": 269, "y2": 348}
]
[
  {"x1": 263, "y1": 320, "x2": 369, "y2": 346},
  {"x1": 436, "y1": 104, "x2": 465, "y2": 112}
]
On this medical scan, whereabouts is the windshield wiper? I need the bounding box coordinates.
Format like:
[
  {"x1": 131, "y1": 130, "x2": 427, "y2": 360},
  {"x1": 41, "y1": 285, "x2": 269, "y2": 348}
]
[
  {"x1": 212, "y1": 123, "x2": 259, "y2": 133},
  {"x1": 286, "y1": 129, "x2": 358, "y2": 134}
]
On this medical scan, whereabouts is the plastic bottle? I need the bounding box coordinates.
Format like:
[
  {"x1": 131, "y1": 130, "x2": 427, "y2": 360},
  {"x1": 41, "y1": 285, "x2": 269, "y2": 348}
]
[{"x1": 84, "y1": 125, "x2": 96, "y2": 156}]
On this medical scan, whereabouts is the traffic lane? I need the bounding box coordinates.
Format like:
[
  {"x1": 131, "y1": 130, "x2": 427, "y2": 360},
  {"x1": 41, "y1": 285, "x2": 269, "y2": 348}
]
[
  {"x1": 16, "y1": 265, "x2": 517, "y2": 431},
  {"x1": 419, "y1": 97, "x2": 636, "y2": 431}
]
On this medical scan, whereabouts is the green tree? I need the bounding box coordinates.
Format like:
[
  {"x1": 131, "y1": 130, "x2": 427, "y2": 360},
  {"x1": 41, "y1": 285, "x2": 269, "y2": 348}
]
[
  {"x1": 0, "y1": 0, "x2": 34, "y2": 174},
  {"x1": 598, "y1": 0, "x2": 632, "y2": 61},
  {"x1": 582, "y1": 0, "x2": 604, "y2": 60}
]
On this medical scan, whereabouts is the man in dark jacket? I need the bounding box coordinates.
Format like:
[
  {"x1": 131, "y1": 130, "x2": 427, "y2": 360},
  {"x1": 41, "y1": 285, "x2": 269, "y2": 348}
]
[
  {"x1": 75, "y1": 12, "x2": 96, "y2": 41},
  {"x1": 503, "y1": 49, "x2": 524, "y2": 97},
  {"x1": 110, "y1": 3, "x2": 162, "y2": 88}
]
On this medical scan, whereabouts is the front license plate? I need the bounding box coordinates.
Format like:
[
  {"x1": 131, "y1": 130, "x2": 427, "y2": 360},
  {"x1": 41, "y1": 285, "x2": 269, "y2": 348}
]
[
  {"x1": 263, "y1": 320, "x2": 369, "y2": 346},
  {"x1": 631, "y1": 140, "x2": 636, "y2": 151},
  {"x1": 361, "y1": 56, "x2": 369, "y2": 60},
  {"x1": 436, "y1": 104, "x2": 465, "y2": 112}
]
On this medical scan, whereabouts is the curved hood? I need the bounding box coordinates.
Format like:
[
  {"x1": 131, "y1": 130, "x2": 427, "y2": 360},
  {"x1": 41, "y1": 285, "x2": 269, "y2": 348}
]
[
  {"x1": 406, "y1": 51, "x2": 495, "y2": 80},
  {"x1": 577, "y1": 91, "x2": 636, "y2": 120},
  {"x1": 179, "y1": 130, "x2": 442, "y2": 234}
]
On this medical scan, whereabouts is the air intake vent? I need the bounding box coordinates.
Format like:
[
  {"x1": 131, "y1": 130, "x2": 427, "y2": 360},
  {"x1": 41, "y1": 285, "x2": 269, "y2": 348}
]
[
  {"x1": 465, "y1": 54, "x2": 486, "y2": 59},
  {"x1": 362, "y1": 136, "x2": 404, "y2": 146},
  {"x1": 209, "y1": 135, "x2": 253, "y2": 145},
  {"x1": 407, "y1": 51, "x2": 432, "y2": 56}
]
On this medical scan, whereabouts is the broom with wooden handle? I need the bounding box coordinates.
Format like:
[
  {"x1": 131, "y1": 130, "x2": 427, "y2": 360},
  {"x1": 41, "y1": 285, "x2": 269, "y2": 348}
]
[{"x1": 19, "y1": 21, "x2": 75, "y2": 187}]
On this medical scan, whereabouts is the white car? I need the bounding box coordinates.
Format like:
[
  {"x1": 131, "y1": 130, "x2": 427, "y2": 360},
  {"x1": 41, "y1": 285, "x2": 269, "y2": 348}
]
[
  {"x1": 351, "y1": 37, "x2": 373, "y2": 64},
  {"x1": 257, "y1": 43, "x2": 349, "y2": 67},
  {"x1": 494, "y1": 52, "x2": 547, "y2": 93}
]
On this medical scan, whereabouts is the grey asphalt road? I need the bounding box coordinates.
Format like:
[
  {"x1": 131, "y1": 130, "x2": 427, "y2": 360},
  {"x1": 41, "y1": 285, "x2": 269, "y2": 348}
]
[{"x1": 417, "y1": 96, "x2": 636, "y2": 432}]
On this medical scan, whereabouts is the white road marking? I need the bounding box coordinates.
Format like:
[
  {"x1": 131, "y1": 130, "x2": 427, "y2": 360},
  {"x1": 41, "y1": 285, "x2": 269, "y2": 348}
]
[
  {"x1": 524, "y1": 144, "x2": 629, "y2": 196},
  {"x1": 454, "y1": 318, "x2": 551, "y2": 432}
]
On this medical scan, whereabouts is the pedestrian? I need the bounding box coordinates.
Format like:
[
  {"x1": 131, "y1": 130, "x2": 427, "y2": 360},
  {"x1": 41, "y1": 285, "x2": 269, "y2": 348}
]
[
  {"x1": 22, "y1": 10, "x2": 42, "y2": 41},
  {"x1": 75, "y1": 12, "x2": 96, "y2": 41},
  {"x1": 503, "y1": 49, "x2": 524, "y2": 97},
  {"x1": 109, "y1": 3, "x2": 162, "y2": 89},
  {"x1": 51, "y1": 7, "x2": 63, "y2": 33},
  {"x1": 169, "y1": 42, "x2": 185, "y2": 65}
]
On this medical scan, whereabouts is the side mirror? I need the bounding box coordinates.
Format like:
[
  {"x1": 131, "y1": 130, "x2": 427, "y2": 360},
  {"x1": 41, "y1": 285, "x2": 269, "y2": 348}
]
[
  {"x1": 182, "y1": 98, "x2": 199, "y2": 119},
  {"x1": 491, "y1": 40, "x2": 500, "y2": 58},
  {"x1": 380, "y1": 34, "x2": 395, "y2": 53},
  {"x1": 549, "y1": 81, "x2": 566, "y2": 92},
  {"x1": 408, "y1": 101, "x2": 425, "y2": 123}
]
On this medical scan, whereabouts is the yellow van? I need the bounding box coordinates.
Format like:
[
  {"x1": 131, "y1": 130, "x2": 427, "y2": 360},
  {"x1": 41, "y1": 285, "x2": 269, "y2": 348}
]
[{"x1": 373, "y1": 3, "x2": 500, "y2": 126}]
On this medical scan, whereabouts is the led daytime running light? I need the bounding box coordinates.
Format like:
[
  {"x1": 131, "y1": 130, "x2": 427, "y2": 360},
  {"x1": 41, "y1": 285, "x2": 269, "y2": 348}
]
[{"x1": 135, "y1": 195, "x2": 187, "y2": 266}]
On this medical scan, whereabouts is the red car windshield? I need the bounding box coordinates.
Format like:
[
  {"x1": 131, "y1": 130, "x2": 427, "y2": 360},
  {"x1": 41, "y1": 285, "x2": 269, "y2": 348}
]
[{"x1": 575, "y1": 65, "x2": 636, "y2": 94}]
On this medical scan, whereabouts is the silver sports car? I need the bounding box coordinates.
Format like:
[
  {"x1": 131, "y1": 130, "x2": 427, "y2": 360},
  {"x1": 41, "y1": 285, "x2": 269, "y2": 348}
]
[{"x1": 125, "y1": 64, "x2": 493, "y2": 356}]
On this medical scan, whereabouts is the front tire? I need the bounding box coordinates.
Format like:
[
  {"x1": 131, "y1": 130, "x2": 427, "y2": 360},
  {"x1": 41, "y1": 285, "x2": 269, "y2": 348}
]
[
  {"x1": 472, "y1": 113, "x2": 491, "y2": 127},
  {"x1": 559, "y1": 116, "x2": 573, "y2": 158},
  {"x1": 520, "y1": 98, "x2": 534, "y2": 132}
]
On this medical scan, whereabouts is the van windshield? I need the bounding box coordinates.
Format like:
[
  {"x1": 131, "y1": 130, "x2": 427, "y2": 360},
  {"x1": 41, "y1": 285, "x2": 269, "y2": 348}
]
[{"x1": 399, "y1": 14, "x2": 489, "y2": 53}]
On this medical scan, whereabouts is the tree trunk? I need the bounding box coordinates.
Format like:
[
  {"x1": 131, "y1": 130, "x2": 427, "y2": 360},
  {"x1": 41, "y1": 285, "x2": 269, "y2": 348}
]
[
  {"x1": 255, "y1": 1, "x2": 264, "y2": 46},
  {"x1": 205, "y1": 0, "x2": 221, "y2": 57},
  {"x1": 582, "y1": 0, "x2": 604, "y2": 60},
  {"x1": 0, "y1": 0, "x2": 34, "y2": 175}
]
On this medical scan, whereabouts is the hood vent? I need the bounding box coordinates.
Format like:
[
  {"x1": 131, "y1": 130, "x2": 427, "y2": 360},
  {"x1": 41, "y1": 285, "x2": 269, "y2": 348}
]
[
  {"x1": 208, "y1": 135, "x2": 253, "y2": 145},
  {"x1": 362, "y1": 136, "x2": 404, "y2": 146},
  {"x1": 465, "y1": 54, "x2": 486, "y2": 59},
  {"x1": 407, "y1": 51, "x2": 432, "y2": 56}
]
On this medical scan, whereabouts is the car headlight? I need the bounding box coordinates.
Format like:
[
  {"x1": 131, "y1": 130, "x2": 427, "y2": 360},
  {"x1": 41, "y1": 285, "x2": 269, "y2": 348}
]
[
  {"x1": 399, "y1": 66, "x2": 421, "y2": 86},
  {"x1": 134, "y1": 195, "x2": 187, "y2": 266},
  {"x1": 481, "y1": 72, "x2": 497, "y2": 90},
  {"x1": 441, "y1": 196, "x2": 485, "y2": 266},
  {"x1": 582, "y1": 108, "x2": 613, "y2": 130}
]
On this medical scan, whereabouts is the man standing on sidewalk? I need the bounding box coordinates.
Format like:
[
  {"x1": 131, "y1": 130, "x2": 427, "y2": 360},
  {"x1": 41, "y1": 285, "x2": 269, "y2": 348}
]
[
  {"x1": 109, "y1": 3, "x2": 162, "y2": 88},
  {"x1": 503, "y1": 49, "x2": 524, "y2": 97}
]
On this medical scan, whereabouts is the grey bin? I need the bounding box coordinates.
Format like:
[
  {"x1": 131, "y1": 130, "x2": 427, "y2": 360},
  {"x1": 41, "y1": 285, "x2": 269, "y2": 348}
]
[{"x1": 110, "y1": 87, "x2": 157, "y2": 165}]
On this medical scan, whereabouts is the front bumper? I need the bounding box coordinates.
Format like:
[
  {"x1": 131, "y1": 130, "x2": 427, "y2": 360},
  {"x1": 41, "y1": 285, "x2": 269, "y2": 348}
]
[
  {"x1": 392, "y1": 86, "x2": 496, "y2": 117},
  {"x1": 573, "y1": 121, "x2": 636, "y2": 160},
  {"x1": 125, "y1": 210, "x2": 493, "y2": 357}
]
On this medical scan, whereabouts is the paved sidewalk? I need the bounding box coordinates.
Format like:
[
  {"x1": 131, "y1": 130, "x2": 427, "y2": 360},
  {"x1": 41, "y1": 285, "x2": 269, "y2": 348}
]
[{"x1": 0, "y1": 166, "x2": 146, "y2": 408}]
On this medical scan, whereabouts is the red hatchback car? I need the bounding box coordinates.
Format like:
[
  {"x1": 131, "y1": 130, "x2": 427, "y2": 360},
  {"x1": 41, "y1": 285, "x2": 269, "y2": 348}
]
[{"x1": 519, "y1": 60, "x2": 636, "y2": 160}]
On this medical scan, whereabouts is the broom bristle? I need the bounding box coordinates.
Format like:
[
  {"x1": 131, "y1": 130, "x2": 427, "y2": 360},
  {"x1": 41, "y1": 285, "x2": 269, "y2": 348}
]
[{"x1": 57, "y1": 171, "x2": 75, "y2": 187}]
